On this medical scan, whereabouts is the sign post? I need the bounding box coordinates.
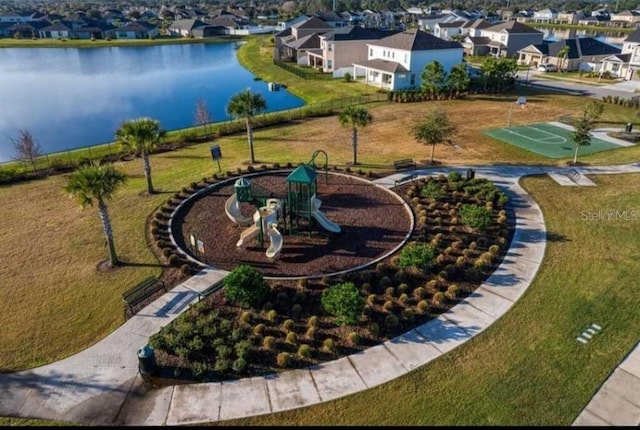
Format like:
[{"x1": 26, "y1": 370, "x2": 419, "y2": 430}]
[{"x1": 210, "y1": 144, "x2": 222, "y2": 173}]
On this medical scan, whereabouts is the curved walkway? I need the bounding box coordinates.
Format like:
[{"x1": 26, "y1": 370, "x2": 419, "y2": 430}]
[{"x1": 0, "y1": 164, "x2": 638, "y2": 426}]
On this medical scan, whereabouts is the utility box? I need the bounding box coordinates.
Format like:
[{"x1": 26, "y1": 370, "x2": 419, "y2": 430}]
[
  {"x1": 210, "y1": 145, "x2": 222, "y2": 160},
  {"x1": 626, "y1": 123, "x2": 633, "y2": 133},
  {"x1": 466, "y1": 169, "x2": 475, "y2": 180}
]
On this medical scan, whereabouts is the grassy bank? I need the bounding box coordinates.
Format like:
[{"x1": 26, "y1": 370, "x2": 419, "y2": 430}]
[
  {"x1": 533, "y1": 22, "x2": 635, "y2": 33},
  {"x1": 212, "y1": 173, "x2": 640, "y2": 425},
  {"x1": 1, "y1": 92, "x2": 639, "y2": 372},
  {"x1": 0, "y1": 35, "x2": 245, "y2": 48}
]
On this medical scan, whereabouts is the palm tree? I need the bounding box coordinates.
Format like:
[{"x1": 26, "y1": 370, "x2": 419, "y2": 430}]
[
  {"x1": 557, "y1": 45, "x2": 570, "y2": 73},
  {"x1": 226, "y1": 89, "x2": 267, "y2": 164},
  {"x1": 338, "y1": 105, "x2": 373, "y2": 165},
  {"x1": 115, "y1": 117, "x2": 161, "y2": 194},
  {"x1": 411, "y1": 107, "x2": 457, "y2": 164},
  {"x1": 64, "y1": 163, "x2": 127, "y2": 268}
]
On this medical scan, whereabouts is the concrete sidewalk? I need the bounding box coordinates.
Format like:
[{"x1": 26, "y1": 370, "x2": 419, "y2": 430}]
[{"x1": 1, "y1": 164, "x2": 639, "y2": 425}]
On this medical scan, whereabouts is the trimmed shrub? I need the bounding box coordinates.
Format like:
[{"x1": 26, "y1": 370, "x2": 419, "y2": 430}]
[
  {"x1": 285, "y1": 332, "x2": 298, "y2": 344},
  {"x1": 385, "y1": 286, "x2": 395, "y2": 298},
  {"x1": 276, "y1": 352, "x2": 291, "y2": 367},
  {"x1": 321, "y1": 282, "x2": 365, "y2": 325},
  {"x1": 214, "y1": 358, "x2": 230, "y2": 373},
  {"x1": 385, "y1": 314, "x2": 400, "y2": 330},
  {"x1": 369, "y1": 322, "x2": 380, "y2": 337},
  {"x1": 283, "y1": 319, "x2": 295, "y2": 332},
  {"x1": 232, "y1": 357, "x2": 247, "y2": 372},
  {"x1": 432, "y1": 291, "x2": 445, "y2": 305},
  {"x1": 263, "y1": 336, "x2": 276, "y2": 349},
  {"x1": 290, "y1": 303, "x2": 302, "y2": 318},
  {"x1": 417, "y1": 300, "x2": 429, "y2": 313},
  {"x1": 460, "y1": 204, "x2": 492, "y2": 232},
  {"x1": 239, "y1": 311, "x2": 252, "y2": 324},
  {"x1": 298, "y1": 344, "x2": 311, "y2": 358},
  {"x1": 399, "y1": 293, "x2": 409, "y2": 304},
  {"x1": 224, "y1": 264, "x2": 269, "y2": 307},
  {"x1": 398, "y1": 242, "x2": 435, "y2": 270},
  {"x1": 367, "y1": 294, "x2": 377, "y2": 305},
  {"x1": 267, "y1": 309, "x2": 278, "y2": 322},
  {"x1": 253, "y1": 323, "x2": 266, "y2": 336},
  {"x1": 348, "y1": 331, "x2": 360, "y2": 345},
  {"x1": 383, "y1": 300, "x2": 394, "y2": 312},
  {"x1": 322, "y1": 338, "x2": 336, "y2": 353},
  {"x1": 446, "y1": 284, "x2": 459, "y2": 300},
  {"x1": 305, "y1": 326, "x2": 316, "y2": 339},
  {"x1": 401, "y1": 308, "x2": 415, "y2": 322},
  {"x1": 307, "y1": 315, "x2": 319, "y2": 327}
]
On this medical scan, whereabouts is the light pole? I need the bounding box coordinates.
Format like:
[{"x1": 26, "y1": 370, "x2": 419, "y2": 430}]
[{"x1": 508, "y1": 96, "x2": 527, "y2": 127}]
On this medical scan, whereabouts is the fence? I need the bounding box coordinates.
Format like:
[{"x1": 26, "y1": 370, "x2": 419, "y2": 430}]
[
  {"x1": 272, "y1": 60, "x2": 333, "y2": 81},
  {"x1": 0, "y1": 92, "x2": 388, "y2": 183}
]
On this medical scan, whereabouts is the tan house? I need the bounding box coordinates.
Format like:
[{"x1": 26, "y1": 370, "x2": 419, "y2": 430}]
[
  {"x1": 557, "y1": 11, "x2": 585, "y2": 24},
  {"x1": 610, "y1": 10, "x2": 640, "y2": 26}
]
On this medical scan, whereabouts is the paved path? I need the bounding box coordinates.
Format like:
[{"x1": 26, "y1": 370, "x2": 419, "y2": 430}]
[
  {"x1": 516, "y1": 69, "x2": 640, "y2": 99},
  {"x1": 1, "y1": 164, "x2": 639, "y2": 425}
]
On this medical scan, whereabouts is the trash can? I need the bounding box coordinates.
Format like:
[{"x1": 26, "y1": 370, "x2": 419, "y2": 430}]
[
  {"x1": 466, "y1": 168, "x2": 475, "y2": 180},
  {"x1": 626, "y1": 123, "x2": 633, "y2": 133},
  {"x1": 137, "y1": 344, "x2": 156, "y2": 376}
]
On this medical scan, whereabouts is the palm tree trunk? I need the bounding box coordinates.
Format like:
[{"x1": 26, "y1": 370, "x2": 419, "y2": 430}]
[
  {"x1": 573, "y1": 145, "x2": 579, "y2": 164},
  {"x1": 246, "y1": 118, "x2": 255, "y2": 164},
  {"x1": 142, "y1": 152, "x2": 154, "y2": 194},
  {"x1": 430, "y1": 143, "x2": 436, "y2": 163},
  {"x1": 98, "y1": 198, "x2": 118, "y2": 267},
  {"x1": 352, "y1": 127, "x2": 358, "y2": 165}
]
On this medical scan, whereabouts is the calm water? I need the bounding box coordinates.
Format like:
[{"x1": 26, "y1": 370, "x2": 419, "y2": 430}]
[
  {"x1": 0, "y1": 42, "x2": 304, "y2": 162},
  {"x1": 536, "y1": 27, "x2": 626, "y2": 48}
]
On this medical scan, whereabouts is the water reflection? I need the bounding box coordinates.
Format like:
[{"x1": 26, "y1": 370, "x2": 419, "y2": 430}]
[
  {"x1": 0, "y1": 42, "x2": 304, "y2": 161},
  {"x1": 536, "y1": 27, "x2": 626, "y2": 47}
]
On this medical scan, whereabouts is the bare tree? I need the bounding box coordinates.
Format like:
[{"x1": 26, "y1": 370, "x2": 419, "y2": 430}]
[
  {"x1": 10, "y1": 129, "x2": 42, "y2": 171},
  {"x1": 194, "y1": 98, "x2": 212, "y2": 138}
]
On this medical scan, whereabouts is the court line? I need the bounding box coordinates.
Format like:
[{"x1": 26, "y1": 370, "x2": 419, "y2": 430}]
[
  {"x1": 501, "y1": 128, "x2": 566, "y2": 145},
  {"x1": 523, "y1": 125, "x2": 567, "y2": 143}
]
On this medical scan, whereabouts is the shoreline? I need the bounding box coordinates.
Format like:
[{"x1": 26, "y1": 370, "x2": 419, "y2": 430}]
[{"x1": 0, "y1": 34, "x2": 248, "y2": 49}]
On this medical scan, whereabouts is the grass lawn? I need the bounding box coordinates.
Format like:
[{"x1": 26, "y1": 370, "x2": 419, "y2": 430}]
[
  {"x1": 1, "y1": 92, "x2": 640, "y2": 372},
  {"x1": 210, "y1": 173, "x2": 640, "y2": 426},
  {"x1": 0, "y1": 417, "x2": 77, "y2": 426},
  {"x1": 535, "y1": 72, "x2": 619, "y2": 86}
]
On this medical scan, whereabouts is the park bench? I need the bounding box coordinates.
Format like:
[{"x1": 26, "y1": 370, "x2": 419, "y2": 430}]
[
  {"x1": 197, "y1": 278, "x2": 226, "y2": 302},
  {"x1": 393, "y1": 158, "x2": 417, "y2": 171},
  {"x1": 122, "y1": 276, "x2": 166, "y2": 319}
]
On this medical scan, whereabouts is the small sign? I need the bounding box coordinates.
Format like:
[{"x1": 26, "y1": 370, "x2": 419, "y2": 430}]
[
  {"x1": 197, "y1": 240, "x2": 205, "y2": 255},
  {"x1": 210, "y1": 145, "x2": 222, "y2": 160}
]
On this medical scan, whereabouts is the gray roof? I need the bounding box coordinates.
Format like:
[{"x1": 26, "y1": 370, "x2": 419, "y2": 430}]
[
  {"x1": 485, "y1": 20, "x2": 542, "y2": 34},
  {"x1": 292, "y1": 16, "x2": 331, "y2": 30},
  {"x1": 524, "y1": 38, "x2": 621, "y2": 59},
  {"x1": 437, "y1": 20, "x2": 466, "y2": 28},
  {"x1": 466, "y1": 36, "x2": 491, "y2": 45},
  {"x1": 461, "y1": 18, "x2": 492, "y2": 29},
  {"x1": 208, "y1": 16, "x2": 238, "y2": 28},
  {"x1": 288, "y1": 32, "x2": 321, "y2": 49},
  {"x1": 170, "y1": 18, "x2": 205, "y2": 31},
  {"x1": 354, "y1": 58, "x2": 409, "y2": 73},
  {"x1": 321, "y1": 26, "x2": 397, "y2": 41},
  {"x1": 373, "y1": 29, "x2": 462, "y2": 51},
  {"x1": 603, "y1": 53, "x2": 631, "y2": 62},
  {"x1": 626, "y1": 28, "x2": 640, "y2": 43}
]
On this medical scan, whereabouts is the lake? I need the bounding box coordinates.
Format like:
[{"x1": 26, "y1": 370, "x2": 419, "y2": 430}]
[
  {"x1": 0, "y1": 42, "x2": 304, "y2": 162},
  {"x1": 535, "y1": 27, "x2": 627, "y2": 48}
]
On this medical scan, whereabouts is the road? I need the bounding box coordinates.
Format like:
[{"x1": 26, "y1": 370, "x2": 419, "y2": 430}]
[{"x1": 515, "y1": 68, "x2": 640, "y2": 99}]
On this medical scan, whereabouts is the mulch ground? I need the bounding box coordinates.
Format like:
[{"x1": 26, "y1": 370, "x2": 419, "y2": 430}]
[{"x1": 172, "y1": 171, "x2": 413, "y2": 277}]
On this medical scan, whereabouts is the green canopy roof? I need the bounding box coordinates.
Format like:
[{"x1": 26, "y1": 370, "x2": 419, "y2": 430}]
[{"x1": 287, "y1": 165, "x2": 317, "y2": 184}]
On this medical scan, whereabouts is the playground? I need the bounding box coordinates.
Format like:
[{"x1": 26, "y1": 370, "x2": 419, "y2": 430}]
[
  {"x1": 171, "y1": 167, "x2": 412, "y2": 278},
  {"x1": 483, "y1": 122, "x2": 622, "y2": 158}
]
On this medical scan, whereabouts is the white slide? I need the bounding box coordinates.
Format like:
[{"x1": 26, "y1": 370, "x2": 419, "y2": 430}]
[
  {"x1": 236, "y1": 224, "x2": 259, "y2": 247},
  {"x1": 310, "y1": 195, "x2": 340, "y2": 233},
  {"x1": 225, "y1": 193, "x2": 252, "y2": 227},
  {"x1": 265, "y1": 223, "x2": 283, "y2": 259}
]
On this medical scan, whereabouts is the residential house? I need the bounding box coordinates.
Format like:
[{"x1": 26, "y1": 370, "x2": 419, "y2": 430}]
[
  {"x1": 434, "y1": 20, "x2": 466, "y2": 41},
  {"x1": 38, "y1": 21, "x2": 74, "y2": 38},
  {"x1": 115, "y1": 21, "x2": 158, "y2": 39},
  {"x1": 283, "y1": 33, "x2": 323, "y2": 65},
  {"x1": 0, "y1": 22, "x2": 14, "y2": 37},
  {"x1": 460, "y1": 19, "x2": 492, "y2": 38},
  {"x1": 517, "y1": 37, "x2": 621, "y2": 71},
  {"x1": 512, "y1": 9, "x2": 534, "y2": 23},
  {"x1": 577, "y1": 15, "x2": 610, "y2": 26},
  {"x1": 499, "y1": 9, "x2": 514, "y2": 21},
  {"x1": 352, "y1": 29, "x2": 463, "y2": 90},
  {"x1": 72, "y1": 21, "x2": 116, "y2": 39},
  {"x1": 478, "y1": 20, "x2": 544, "y2": 58},
  {"x1": 313, "y1": 11, "x2": 348, "y2": 28},
  {"x1": 315, "y1": 26, "x2": 398, "y2": 77},
  {"x1": 418, "y1": 13, "x2": 461, "y2": 32},
  {"x1": 169, "y1": 18, "x2": 206, "y2": 37},
  {"x1": 0, "y1": 11, "x2": 37, "y2": 23},
  {"x1": 532, "y1": 8, "x2": 558, "y2": 23},
  {"x1": 557, "y1": 11, "x2": 585, "y2": 25},
  {"x1": 7, "y1": 20, "x2": 48, "y2": 38},
  {"x1": 340, "y1": 10, "x2": 363, "y2": 25},
  {"x1": 291, "y1": 16, "x2": 332, "y2": 39},
  {"x1": 610, "y1": 10, "x2": 640, "y2": 27},
  {"x1": 601, "y1": 28, "x2": 640, "y2": 80},
  {"x1": 276, "y1": 14, "x2": 309, "y2": 31}
]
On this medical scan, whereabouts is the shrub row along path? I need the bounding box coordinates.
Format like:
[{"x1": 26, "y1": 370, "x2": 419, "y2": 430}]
[{"x1": 1, "y1": 164, "x2": 640, "y2": 426}]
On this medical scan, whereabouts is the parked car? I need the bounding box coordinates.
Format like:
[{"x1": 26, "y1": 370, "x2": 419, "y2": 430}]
[{"x1": 538, "y1": 63, "x2": 557, "y2": 72}]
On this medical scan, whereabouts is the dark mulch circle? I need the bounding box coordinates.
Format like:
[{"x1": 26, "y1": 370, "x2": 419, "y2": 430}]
[{"x1": 171, "y1": 171, "x2": 413, "y2": 277}]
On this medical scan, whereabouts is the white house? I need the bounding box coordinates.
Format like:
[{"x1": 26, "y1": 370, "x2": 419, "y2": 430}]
[
  {"x1": 352, "y1": 30, "x2": 463, "y2": 90},
  {"x1": 532, "y1": 8, "x2": 558, "y2": 23},
  {"x1": 433, "y1": 20, "x2": 466, "y2": 41},
  {"x1": 601, "y1": 28, "x2": 640, "y2": 80},
  {"x1": 479, "y1": 20, "x2": 544, "y2": 58}
]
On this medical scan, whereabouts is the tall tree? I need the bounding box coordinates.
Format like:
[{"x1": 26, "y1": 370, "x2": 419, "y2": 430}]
[
  {"x1": 338, "y1": 105, "x2": 373, "y2": 166},
  {"x1": 226, "y1": 89, "x2": 267, "y2": 164},
  {"x1": 421, "y1": 60, "x2": 447, "y2": 99},
  {"x1": 557, "y1": 45, "x2": 570, "y2": 73},
  {"x1": 445, "y1": 63, "x2": 471, "y2": 98},
  {"x1": 571, "y1": 100, "x2": 604, "y2": 164},
  {"x1": 64, "y1": 163, "x2": 127, "y2": 268},
  {"x1": 194, "y1": 97, "x2": 212, "y2": 138},
  {"x1": 411, "y1": 107, "x2": 457, "y2": 163},
  {"x1": 10, "y1": 129, "x2": 41, "y2": 172},
  {"x1": 115, "y1": 117, "x2": 161, "y2": 194}
]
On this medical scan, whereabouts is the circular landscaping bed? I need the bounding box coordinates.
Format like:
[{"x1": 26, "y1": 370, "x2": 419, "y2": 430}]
[
  {"x1": 171, "y1": 171, "x2": 413, "y2": 278},
  {"x1": 148, "y1": 171, "x2": 514, "y2": 383}
]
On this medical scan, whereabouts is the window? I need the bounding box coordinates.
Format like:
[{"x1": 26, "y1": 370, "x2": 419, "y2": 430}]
[
  {"x1": 327, "y1": 60, "x2": 332, "y2": 69},
  {"x1": 410, "y1": 74, "x2": 415, "y2": 86},
  {"x1": 404, "y1": 53, "x2": 408, "y2": 62},
  {"x1": 328, "y1": 43, "x2": 333, "y2": 52},
  {"x1": 370, "y1": 48, "x2": 373, "y2": 56},
  {"x1": 392, "y1": 51, "x2": 395, "y2": 58},
  {"x1": 500, "y1": 34, "x2": 506, "y2": 42}
]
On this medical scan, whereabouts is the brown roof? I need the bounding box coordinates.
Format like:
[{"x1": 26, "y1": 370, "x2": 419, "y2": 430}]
[
  {"x1": 293, "y1": 16, "x2": 331, "y2": 30},
  {"x1": 373, "y1": 29, "x2": 462, "y2": 51},
  {"x1": 484, "y1": 20, "x2": 542, "y2": 34},
  {"x1": 462, "y1": 19, "x2": 492, "y2": 29},
  {"x1": 467, "y1": 36, "x2": 491, "y2": 45}
]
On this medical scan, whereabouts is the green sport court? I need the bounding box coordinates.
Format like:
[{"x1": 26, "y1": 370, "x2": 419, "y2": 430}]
[{"x1": 483, "y1": 122, "x2": 621, "y2": 159}]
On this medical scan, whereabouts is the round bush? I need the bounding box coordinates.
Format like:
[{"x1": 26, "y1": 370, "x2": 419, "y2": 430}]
[
  {"x1": 432, "y1": 292, "x2": 445, "y2": 305},
  {"x1": 385, "y1": 314, "x2": 400, "y2": 330},
  {"x1": 276, "y1": 352, "x2": 291, "y2": 367},
  {"x1": 253, "y1": 323, "x2": 266, "y2": 336},
  {"x1": 283, "y1": 319, "x2": 295, "y2": 332},
  {"x1": 369, "y1": 322, "x2": 380, "y2": 337},
  {"x1": 413, "y1": 287, "x2": 427, "y2": 300},
  {"x1": 446, "y1": 284, "x2": 459, "y2": 299},
  {"x1": 224, "y1": 264, "x2": 269, "y2": 307},
  {"x1": 285, "y1": 332, "x2": 297, "y2": 344},
  {"x1": 399, "y1": 293, "x2": 409, "y2": 304},
  {"x1": 401, "y1": 308, "x2": 415, "y2": 322},
  {"x1": 383, "y1": 300, "x2": 394, "y2": 312},
  {"x1": 348, "y1": 332, "x2": 360, "y2": 345},
  {"x1": 321, "y1": 282, "x2": 365, "y2": 326},
  {"x1": 367, "y1": 294, "x2": 377, "y2": 305},
  {"x1": 306, "y1": 326, "x2": 316, "y2": 339},
  {"x1": 298, "y1": 344, "x2": 311, "y2": 358},
  {"x1": 232, "y1": 357, "x2": 247, "y2": 372},
  {"x1": 263, "y1": 336, "x2": 276, "y2": 349},
  {"x1": 385, "y1": 286, "x2": 395, "y2": 298},
  {"x1": 398, "y1": 242, "x2": 435, "y2": 270},
  {"x1": 322, "y1": 338, "x2": 336, "y2": 353},
  {"x1": 290, "y1": 303, "x2": 302, "y2": 318},
  {"x1": 239, "y1": 311, "x2": 252, "y2": 324},
  {"x1": 267, "y1": 309, "x2": 278, "y2": 322},
  {"x1": 416, "y1": 300, "x2": 429, "y2": 313},
  {"x1": 307, "y1": 315, "x2": 319, "y2": 327}
]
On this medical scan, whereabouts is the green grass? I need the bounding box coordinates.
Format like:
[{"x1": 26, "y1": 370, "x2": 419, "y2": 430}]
[
  {"x1": 535, "y1": 71, "x2": 618, "y2": 86},
  {"x1": 484, "y1": 122, "x2": 621, "y2": 158},
  {"x1": 210, "y1": 173, "x2": 640, "y2": 425},
  {"x1": 0, "y1": 417, "x2": 78, "y2": 426},
  {"x1": 0, "y1": 35, "x2": 245, "y2": 48}
]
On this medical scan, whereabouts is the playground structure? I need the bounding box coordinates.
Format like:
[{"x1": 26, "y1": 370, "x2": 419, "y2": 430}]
[{"x1": 224, "y1": 155, "x2": 341, "y2": 259}]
